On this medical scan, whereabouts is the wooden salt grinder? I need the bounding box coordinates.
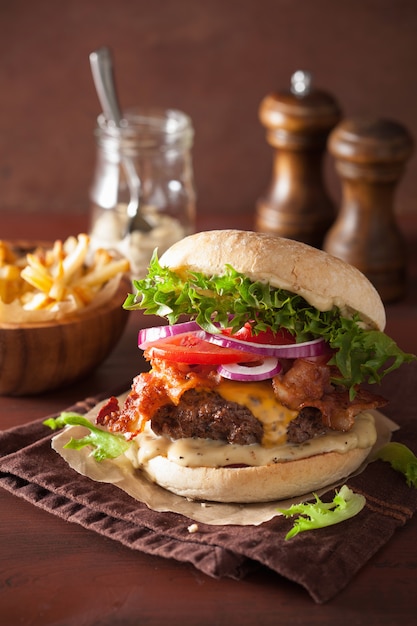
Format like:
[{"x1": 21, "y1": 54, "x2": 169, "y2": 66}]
[
  {"x1": 255, "y1": 71, "x2": 342, "y2": 247},
  {"x1": 324, "y1": 118, "x2": 414, "y2": 303}
]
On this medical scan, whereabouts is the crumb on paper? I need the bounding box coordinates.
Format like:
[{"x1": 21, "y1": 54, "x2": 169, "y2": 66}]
[{"x1": 187, "y1": 523, "x2": 199, "y2": 534}]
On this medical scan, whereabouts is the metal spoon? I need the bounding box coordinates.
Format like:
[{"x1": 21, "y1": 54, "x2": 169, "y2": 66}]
[{"x1": 89, "y1": 46, "x2": 152, "y2": 233}]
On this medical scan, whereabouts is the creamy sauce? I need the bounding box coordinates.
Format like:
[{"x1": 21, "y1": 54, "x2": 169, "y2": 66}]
[{"x1": 90, "y1": 203, "x2": 188, "y2": 279}]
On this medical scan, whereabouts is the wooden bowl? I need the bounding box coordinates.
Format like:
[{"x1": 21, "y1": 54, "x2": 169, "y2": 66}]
[{"x1": 0, "y1": 276, "x2": 131, "y2": 396}]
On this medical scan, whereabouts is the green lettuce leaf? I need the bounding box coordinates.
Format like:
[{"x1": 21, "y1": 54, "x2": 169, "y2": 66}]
[
  {"x1": 374, "y1": 442, "x2": 417, "y2": 488},
  {"x1": 123, "y1": 252, "x2": 415, "y2": 394},
  {"x1": 278, "y1": 485, "x2": 366, "y2": 540},
  {"x1": 44, "y1": 412, "x2": 130, "y2": 462}
]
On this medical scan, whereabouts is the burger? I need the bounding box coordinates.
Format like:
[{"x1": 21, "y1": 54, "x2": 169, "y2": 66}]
[{"x1": 95, "y1": 230, "x2": 413, "y2": 503}]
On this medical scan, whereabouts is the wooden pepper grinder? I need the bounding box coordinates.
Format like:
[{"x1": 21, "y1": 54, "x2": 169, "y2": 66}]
[
  {"x1": 255, "y1": 71, "x2": 342, "y2": 247},
  {"x1": 323, "y1": 117, "x2": 414, "y2": 303}
]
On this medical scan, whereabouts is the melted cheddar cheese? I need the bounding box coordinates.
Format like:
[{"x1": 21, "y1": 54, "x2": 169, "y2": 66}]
[{"x1": 215, "y1": 380, "x2": 298, "y2": 447}]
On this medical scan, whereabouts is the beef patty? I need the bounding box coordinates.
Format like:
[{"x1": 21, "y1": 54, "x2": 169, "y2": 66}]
[
  {"x1": 151, "y1": 389, "x2": 264, "y2": 445},
  {"x1": 151, "y1": 389, "x2": 330, "y2": 446}
]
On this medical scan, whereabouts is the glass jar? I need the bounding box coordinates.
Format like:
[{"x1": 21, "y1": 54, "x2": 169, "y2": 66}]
[{"x1": 89, "y1": 107, "x2": 196, "y2": 277}]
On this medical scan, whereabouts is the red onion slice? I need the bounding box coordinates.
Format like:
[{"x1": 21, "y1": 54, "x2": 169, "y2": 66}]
[
  {"x1": 139, "y1": 322, "x2": 328, "y2": 360},
  {"x1": 268, "y1": 337, "x2": 327, "y2": 358},
  {"x1": 201, "y1": 331, "x2": 327, "y2": 358},
  {"x1": 138, "y1": 321, "x2": 201, "y2": 349},
  {"x1": 218, "y1": 357, "x2": 282, "y2": 382}
]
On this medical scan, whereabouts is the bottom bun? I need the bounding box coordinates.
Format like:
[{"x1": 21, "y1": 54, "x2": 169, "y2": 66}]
[{"x1": 142, "y1": 445, "x2": 373, "y2": 503}]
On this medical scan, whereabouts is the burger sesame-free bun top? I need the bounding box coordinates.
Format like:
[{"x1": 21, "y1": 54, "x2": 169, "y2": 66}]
[{"x1": 159, "y1": 230, "x2": 386, "y2": 331}]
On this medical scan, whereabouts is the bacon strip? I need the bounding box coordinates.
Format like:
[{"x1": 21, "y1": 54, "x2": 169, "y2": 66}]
[
  {"x1": 272, "y1": 359, "x2": 333, "y2": 409},
  {"x1": 272, "y1": 358, "x2": 387, "y2": 432},
  {"x1": 96, "y1": 359, "x2": 220, "y2": 438}
]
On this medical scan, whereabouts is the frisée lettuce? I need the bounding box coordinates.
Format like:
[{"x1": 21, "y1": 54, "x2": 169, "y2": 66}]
[
  {"x1": 44, "y1": 413, "x2": 130, "y2": 461},
  {"x1": 375, "y1": 442, "x2": 417, "y2": 488},
  {"x1": 124, "y1": 253, "x2": 415, "y2": 396},
  {"x1": 278, "y1": 485, "x2": 366, "y2": 540}
]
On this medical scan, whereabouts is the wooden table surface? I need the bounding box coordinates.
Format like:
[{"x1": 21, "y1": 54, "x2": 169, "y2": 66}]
[{"x1": 1, "y1": 210, "x2": 417, "y2": 625}]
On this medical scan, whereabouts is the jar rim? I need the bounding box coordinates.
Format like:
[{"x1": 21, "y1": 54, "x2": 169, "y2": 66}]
[{"x1": 97, "y1": 106, "x2": 193, "y2": 139}]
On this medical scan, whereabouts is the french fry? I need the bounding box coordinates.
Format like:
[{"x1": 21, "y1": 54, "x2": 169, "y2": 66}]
[
  {"x1": 21, "y1": 291, "x2": 52, "y2": 311},
  {"x1": 61, "y1": 233, "x2": 89, "y2": 280},
  {"x1": 75, "y1": 257, "x2": 130, "y2": 289},
  {"x1": 0, "y1": 234, "x2": 130, "y2": 315},
  {"x1": 21, "y1": 254, "x2": 54, "y2": 293},
  {"x1": 0, "y1": 242, "x2": 27, "y2": 303},
  {"x1": 0, "y1": 265, "x2": 22, "y2": 303}
]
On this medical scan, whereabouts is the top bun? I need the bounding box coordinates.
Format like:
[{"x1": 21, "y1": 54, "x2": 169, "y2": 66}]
[{"x1": 159, "y1": 230, "x2": 386, "y2": 331}]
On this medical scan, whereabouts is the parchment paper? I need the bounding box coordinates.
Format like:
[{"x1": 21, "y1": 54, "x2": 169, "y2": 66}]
[{"x1": 51, "y1": 395, "x2": 397, "y2": 526}]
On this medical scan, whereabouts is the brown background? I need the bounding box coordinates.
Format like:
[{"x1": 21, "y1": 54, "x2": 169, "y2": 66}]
[{"x1": 0, "y1": 0, "x2": 416, "y2": 224}]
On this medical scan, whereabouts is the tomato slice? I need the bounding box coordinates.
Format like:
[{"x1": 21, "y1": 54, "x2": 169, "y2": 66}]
[
  {"x1": 223, "y1": 322, "x2": 295, "y2": 345},
  {"x1": 145, "y1": 332, "x2": 261, "y2": 365}
]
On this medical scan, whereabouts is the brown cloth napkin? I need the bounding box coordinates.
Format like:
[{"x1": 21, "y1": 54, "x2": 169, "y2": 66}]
[{"x1": 1, "y1": 363, "x2": 417, "y2": 604}]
